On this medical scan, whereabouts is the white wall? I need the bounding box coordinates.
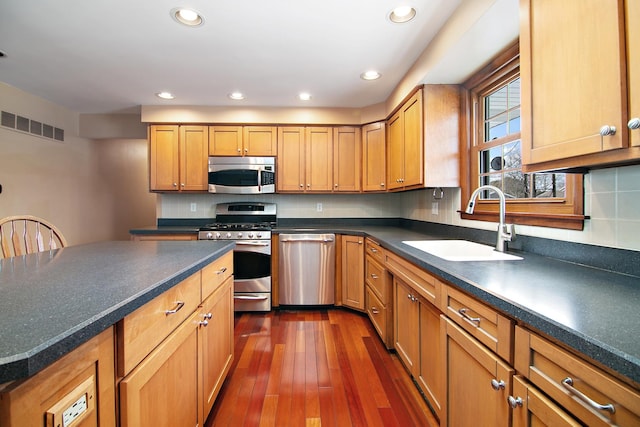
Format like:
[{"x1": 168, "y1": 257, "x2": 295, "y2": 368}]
[{"x1": 0, "y1": 82, "x2": 156, "y2": 244}]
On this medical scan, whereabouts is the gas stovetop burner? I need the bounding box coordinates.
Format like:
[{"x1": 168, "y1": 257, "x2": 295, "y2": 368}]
[
  {"x1": 199, "y1": 222, "x2": 275, "y2": 232},
  {"x1": 198, "y1": 201, "x2": 277, "y2": 240}
]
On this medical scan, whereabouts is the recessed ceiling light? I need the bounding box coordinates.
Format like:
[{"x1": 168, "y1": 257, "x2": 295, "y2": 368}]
[
  {"x1": 298, "y1": 92, "x2": 312, "y2": 101},
  {"x1": 0, "y1": 51, "x2": 6, "y2": 58},
  {"x1": 228, "y1": 92, "x2": 245, "y2": 100},
  {"x1": 171, "y1": 8, "x2": 204, "y2": 27},
  {"x1": 361, "y1": 70, "x2": 381, "y2": 81},
  {"x1": 388, "y1": 6, "x2": 416, "y2": 23},
  {"x1": 156, "y1": 92, "x2": 175, "y2": 100}
]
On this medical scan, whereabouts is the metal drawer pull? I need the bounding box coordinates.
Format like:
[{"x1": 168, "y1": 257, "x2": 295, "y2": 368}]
[
  {"x1": 165, "y1": 301, "x2": 185, "y2": 315},
  {"x1": 562, "y1": 377, "x2": 616, "y2": 414},
  {"x1": 459, "y1": 308, "x2": 481, "y2": 324},
  {"x1": 370, "y1": 273, "x2": 379, "y2": 279},
  {"x1": 216, "y1": 267, "x2": 228, "y2": 274},
  {"x1": 203, "y1": 312, "x2": 213, "y2": 319},
  {"x1": 199, "y1": 312, "x2": 212, "y2": 327},
  {"x1": 491, "y1": 379, "x2": 505, "y2": 391},
  {"x1": 508, "y1": 396, "x2": 523, "y2": 408},
  {"x1": 371, "y1": 307, "x2": 380, "y2": 314},
  {"x1": 235, "y1": 241, "x2": 269, "y2": 246},
  {"x1": 370, "y1": 247, "x2": 378, "y2": 253},
  {"x1": 234, "y1": 295, "x2": 269, "y2": 300}
]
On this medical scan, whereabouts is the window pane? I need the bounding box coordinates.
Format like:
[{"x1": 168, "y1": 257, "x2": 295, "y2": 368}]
[
  {"x1": 508, "y1": 107, "x2": 521, "y2": 133},
  {"x1": 486, "y1": 85, "x2": 508, "y2": 118},
  {"x1": 480, "y1": 146, "x2": 503, "y2": 173},
  {"x1": 480, "y1": 174, "x2": 503, "y2": 198},
  {"x1": 486, "y1": 112, "x2": 508, "y2": 141},
  {"x1": 504, "y1": 171, "x2": 527, "y2": 198},
  {"x1": 533, "y1": 174, "x2": 566, "y2": 198},
  {"x1": 503, "y1": 140, "x2": 521, "y2": 170},
  {"x1": 508, "y1": 79, "x2": 520, "y2": 107}
]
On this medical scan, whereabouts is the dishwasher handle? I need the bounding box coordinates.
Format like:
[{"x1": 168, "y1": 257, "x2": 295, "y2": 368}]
[
  {"x1": 280, "y1": 234, "x2": 335, "y2": 243},
  {"x1": 280, "y1": 238, "x2": 334, "y2": 243}
]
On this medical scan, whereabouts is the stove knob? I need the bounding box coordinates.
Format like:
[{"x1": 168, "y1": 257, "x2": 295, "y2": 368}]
[
  {"x1": 215, "y1": 232, "x2": 221, "y2": 239},
  {"x1": 206, "y1": 232, "x2": 213, "y2": 240},
  {"x1": 237, "y1": 232, "x2": 243, "y2": 239},
  {"x1": 256, "y1": 232, "x2": 263, "y2": 238},
  {"x1": 248, "y1": 232, "x2": 254, "y2": 239},
  {"x1": 226, "y1": 232, "x2": 232, "y2": 239}
]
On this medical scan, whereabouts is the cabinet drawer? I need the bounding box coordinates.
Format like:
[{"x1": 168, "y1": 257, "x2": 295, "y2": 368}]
[
  {"x1": 365, "y1": 255, "x2": 388, "y2": 303},
  {"x1": 365, "y1": 238, "x2": 385, "y2": 264},
  {"x1": 385, "y1": 250, "x2": 440, "y2": 306},
  {"x1": 201, "y1": 251, "x2": 234, "y2": 301},
  {"x1": 366, "y1": 285, "x2": 388, "y2": 343},
  {"x1": 515, "y1": 326, "x2": 640, "y2": 426},
  {"x1": 117, "y1": 272, "x2": 201, "y2": 377},
  {"x1": 442, "y1": 285, "x2": 513, "y2": 363}
]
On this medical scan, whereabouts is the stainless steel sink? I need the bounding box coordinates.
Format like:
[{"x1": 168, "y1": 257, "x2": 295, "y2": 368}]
[{"x1": 402, "y1": 240, "x2": 523, "y2": 261}]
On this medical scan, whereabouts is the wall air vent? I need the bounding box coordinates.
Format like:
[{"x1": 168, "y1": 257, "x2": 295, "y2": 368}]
[{"x1": 1, "y1": 110, "x2": 65, "y2": 142}]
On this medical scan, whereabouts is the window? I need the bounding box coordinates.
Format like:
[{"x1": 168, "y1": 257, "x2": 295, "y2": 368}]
[{"x1": 461, "y1": 42, "x2": 585, "y2": 230}]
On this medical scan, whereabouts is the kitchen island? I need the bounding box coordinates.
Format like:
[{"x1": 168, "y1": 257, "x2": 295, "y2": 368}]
[{"x1": 0, "y1": 240, "x2": 234, "y2": 426}]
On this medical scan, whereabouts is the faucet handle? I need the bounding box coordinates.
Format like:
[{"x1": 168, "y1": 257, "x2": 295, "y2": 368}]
[{"x1": 503, "y1": 224, "x2": 515, "y2": 241}]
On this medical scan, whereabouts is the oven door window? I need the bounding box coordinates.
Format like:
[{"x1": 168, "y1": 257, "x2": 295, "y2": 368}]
[
  {"x1": 234, "y1": 250, "x2": 270, "y2": 280},
  {"x1": 209, "y1": 169, "x2": 259, "y2": 187}
]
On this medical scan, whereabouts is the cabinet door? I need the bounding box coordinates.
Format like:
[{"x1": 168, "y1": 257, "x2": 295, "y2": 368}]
[
  {"x1": 341, "y1": 235, "x2": 364, "y2": 310},
  {"x1": 209, "y1": 126, "x2": 243, "y2": 156},
  {"x1": 180, "y1": 125, "x2": 209, "y2": 191},
  {"x1": 244, "y1": 126, "x2": 277, "y2": 156},
  {"x1": 119, "y1": 315, "x2": 200, "y2": 427},
  {"x1": 442, "y1": 316, "x2": 512, "y2": 427},
  {"x1": 333, "y1": 127, "x2": 361, "y2": 192},
  {"x1": 394, "y1": 277, "x2": 419, "y2": 374},
  {"x1": 305, "y1": 127, "x2": 333, "y2": 192},
  {"x1": 521, "y1": 0, "x2": 626, "y2": 165},
  {"x1": 362, "y1": 122, "x2": 386, "y2": 192},
  {"x1": 200, "y1": 277, "x2": 234, "y2": 421},
  {"x1": 401, "y1": 89, "x2": 423, "y2": 188},
  {"x1": 150, "y1": 125, "x2": 180, "y2": 191},
  {"x1": 417, "y1": 298, "x2": 443, "y2": 421},
  {"x1": 386, "y1": 111, "x2": 404, "y2": 190},
  {"x1": 277, "y1": 127, "x2": 305, "y2": 192},
  {"x1": 628, "y1": 0, "x2": 640, "y2": 147},
  {"x1": 511, "y1": 376, "x2": 581, "y2": 427}
]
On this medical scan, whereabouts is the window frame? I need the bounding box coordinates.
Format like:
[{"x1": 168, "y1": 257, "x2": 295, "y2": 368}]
[{"x1": 460, "y1": 42, "x2": 585, "y2": 230}]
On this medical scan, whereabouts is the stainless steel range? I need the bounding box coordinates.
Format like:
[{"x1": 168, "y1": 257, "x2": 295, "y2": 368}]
[{"x1": 198, "y1": 202, "x2": 276, "y2": 312}]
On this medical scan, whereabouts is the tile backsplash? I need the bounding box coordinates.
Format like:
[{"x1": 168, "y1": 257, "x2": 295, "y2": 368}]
[{"x1": 159, "y1": 163, "x2": 640, "y2": 252}]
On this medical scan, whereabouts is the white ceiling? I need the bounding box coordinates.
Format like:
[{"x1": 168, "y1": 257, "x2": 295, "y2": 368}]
[{"x1": 0, "y1": 0, "x2": 518, "y2": 114}]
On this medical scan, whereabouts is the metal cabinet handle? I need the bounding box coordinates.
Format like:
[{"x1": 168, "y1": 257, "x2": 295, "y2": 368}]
[
  {"x1": 562, "y1": 377, "x2": 615, "y2": 414},
  {"x1": 203, "y1": 312, "x2": 212, "y2": 319},
  {"x1": 371, "y1": 307, "x2": 380, "y2": 314},
  {"x1": 370, "y1": 247, "x2": 378, "y2": 253},
  {"x1": 629, "y1": 117, "x2": 640, "y2": 130},
  {"x1": 458, "y1": 308, "x2": 481, "y2": 325},
  {"x1": 199, "y1": 319, "x2": 209, "y2": 326},
  {"x1": 599, "y1": 125, "x2": 617, "y2": 136},
  {"x1": 234, "y1": 295, "x2": 269, "y2": 301},
  {"x1": 508, "y1": 396, "x2": 523, "y2": 408},
  {"x1": 216, "y1": 266, "x2": 228, "y2": 274},
  {"x1": 491, "y1": 379, "x2": 505, "y2": 391},
  {"x1": 173, "y1": 182, "x2": 177, "y2": 187},
  {"x1": 370, "y1": 273, "x2": 379, "y2": 279},
  {"x1": 180, "y1": 183, "x2": 185, "y2": 187},
  {"x1": 380, "y1": 183, "x2": 385, "y2": 187},
  {"x1": 165, "y1": 301, "x2": 185, "y2": 315}
]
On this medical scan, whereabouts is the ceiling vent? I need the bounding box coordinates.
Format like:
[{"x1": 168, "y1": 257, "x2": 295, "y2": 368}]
[{"x1": 1, "y1": 110, "x2": 65, "y2": 142}]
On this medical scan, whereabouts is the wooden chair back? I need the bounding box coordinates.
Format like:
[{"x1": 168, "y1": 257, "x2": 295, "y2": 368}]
[{"x1": 0, "y1": 215, "x2": 67, "y2": 258}]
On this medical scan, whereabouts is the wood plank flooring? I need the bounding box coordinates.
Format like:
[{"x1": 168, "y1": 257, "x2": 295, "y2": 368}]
[{"x1": 205, "y1": 309, "x2": 437, "y2": 427}]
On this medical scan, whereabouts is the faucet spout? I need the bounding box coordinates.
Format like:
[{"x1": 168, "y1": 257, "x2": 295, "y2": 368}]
[{"x1": 465, "y1": 185, "x2": 513, "y2": 252}]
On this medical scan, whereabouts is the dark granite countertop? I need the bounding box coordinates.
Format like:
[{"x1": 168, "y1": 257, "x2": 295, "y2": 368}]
[
  {"x1": 130, "y1": 221, "x2": 640, "y2": 387},
  {"x1": 0, "y1": 240, "x2": 235, "y2": 384}
]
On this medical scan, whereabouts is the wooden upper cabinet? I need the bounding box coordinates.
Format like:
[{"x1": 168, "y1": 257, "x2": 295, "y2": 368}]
[
  {"x1": 520, "y1": 0, "x2": 640, "y2": 170},
  {"x1": 209, "y1": 125, "x2": 276, "y2": 156},
  {"x1": 305, "y1": 127, "x2": 333, "y2": 192},
  {"x1": 149, "y1": 125, "x2": 208, "y2": 192},
  {"x1": 277, "y1": 126, "x2": 305, "y2": 192},
  {"x1": 387, "y1": 88, "x2": 424, "y2": 190},
  {"x1": 362, "y1": 122, "x2": 386, "y2": 192},
  {"x1": 628, "y1": 0, "x2": 640, "y2": 148},
  {"x1": 333, "y1": 126, "x2": 361, "y2": 192}
]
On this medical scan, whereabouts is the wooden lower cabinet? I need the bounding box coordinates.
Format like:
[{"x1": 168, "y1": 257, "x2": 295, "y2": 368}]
[
  {"x1": 341, "y1": 235, "x2": 364, "y2": 310},
  {"x1": 120, "y1": 313, "x2": 200, "y2": 427},
  {"x1": 511, "y1": 375, "x2": 581, "y2": 427},
  {"x1": 393, "y1": 276, "x2": 444, "y2": 420},
  {"x1": 200, "y1": 277, "x2": 234, "y2": 421},
  {"x1": 0, "y1": 328, "x2": 116, "y2": 427},
  {"x1": 441, "y1": 316, "x2": 513, "y2": 427}
]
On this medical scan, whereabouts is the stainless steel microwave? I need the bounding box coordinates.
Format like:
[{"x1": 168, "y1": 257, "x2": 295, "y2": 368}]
[{"x1": 208, "y1": 156, "x2": 276, "y2": 194}]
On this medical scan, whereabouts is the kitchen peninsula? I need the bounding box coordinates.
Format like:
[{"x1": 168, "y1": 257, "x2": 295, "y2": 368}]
[{"x1": 0, "y1": 240, "x2": 234, "y2": 426}]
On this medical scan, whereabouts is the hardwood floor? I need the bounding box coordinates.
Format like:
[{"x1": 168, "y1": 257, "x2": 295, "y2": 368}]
[{"x1": 205, "y1": 308, "x2": 437, "y2": 427}]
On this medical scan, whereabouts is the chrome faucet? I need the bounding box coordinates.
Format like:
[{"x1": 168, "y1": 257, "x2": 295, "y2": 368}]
[{"x1": 465, "y1": 185, "x2": 515, "y2": 252}]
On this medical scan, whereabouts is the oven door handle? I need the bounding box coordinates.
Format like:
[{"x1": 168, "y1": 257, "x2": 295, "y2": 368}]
[
  {"x1": 234, "y1": 241, "x2": 270, "y2": 246},
  {"x1": 234, "y1": 295, "x2": 269, "y2": 300}
]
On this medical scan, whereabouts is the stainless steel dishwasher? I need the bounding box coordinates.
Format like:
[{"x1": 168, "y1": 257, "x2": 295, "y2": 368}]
[{"x1": 278, "y1": 234, "x2": 335, "y2": 305}]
